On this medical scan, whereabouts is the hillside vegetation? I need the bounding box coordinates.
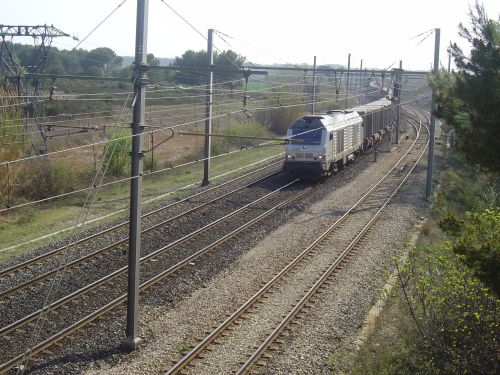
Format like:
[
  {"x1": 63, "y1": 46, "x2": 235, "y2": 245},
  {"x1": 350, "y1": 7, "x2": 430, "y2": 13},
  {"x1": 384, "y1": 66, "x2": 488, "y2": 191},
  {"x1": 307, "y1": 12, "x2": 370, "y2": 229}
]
[{"x1": 341, "y1": 3, "x2": 499, "y2": 374}]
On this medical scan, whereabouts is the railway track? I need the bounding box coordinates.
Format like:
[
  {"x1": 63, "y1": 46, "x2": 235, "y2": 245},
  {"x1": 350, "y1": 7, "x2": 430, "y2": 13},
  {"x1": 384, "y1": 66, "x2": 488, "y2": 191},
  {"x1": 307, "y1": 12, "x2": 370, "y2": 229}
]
[
  {"x1": 0, "y1": 161, "x2": 288, "y2": 303},
  {"x1": 164, "y1": 108, "x2": 430, "y2": 374},
  {"x1": 0, "y1": 168, "x2": 315, "y2": 373},
  {"x1": 0, "y1": 108, "x2": 429, "y2": 374},
  {"x1": 0, "y1": 160, "x2": 284, "y2": 285}
]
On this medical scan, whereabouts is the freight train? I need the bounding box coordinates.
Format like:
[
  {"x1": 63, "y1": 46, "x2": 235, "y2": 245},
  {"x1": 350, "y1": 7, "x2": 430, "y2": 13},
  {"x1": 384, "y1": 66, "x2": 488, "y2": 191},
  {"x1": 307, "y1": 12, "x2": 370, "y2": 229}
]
[{"x1": 283, "y1": 98, "x2": 394, "y2": 178}]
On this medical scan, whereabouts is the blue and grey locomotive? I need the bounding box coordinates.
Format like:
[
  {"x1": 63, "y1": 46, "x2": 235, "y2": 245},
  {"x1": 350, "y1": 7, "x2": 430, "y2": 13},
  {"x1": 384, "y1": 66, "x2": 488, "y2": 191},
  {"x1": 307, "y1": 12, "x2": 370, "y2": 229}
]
[{"x1": 284, "y1": 98, "x2": 393, "y2": 178}]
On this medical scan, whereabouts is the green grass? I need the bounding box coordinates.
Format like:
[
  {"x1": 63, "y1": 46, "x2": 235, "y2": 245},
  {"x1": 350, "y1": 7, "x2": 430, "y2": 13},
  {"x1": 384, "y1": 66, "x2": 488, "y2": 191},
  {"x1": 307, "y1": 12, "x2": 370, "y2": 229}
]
[
  {"x1": 0, "y1": 199, "x2": 129, "y2": 262},
  {"x1": 142, "y1": 143, "x2": 282, "y2": 197},
  {"x1": 0, "y1": 145, "x2": 283, "y2": 262},
  {"x1": 246, "y1": 81, "x2": 272, "y2": 91}
]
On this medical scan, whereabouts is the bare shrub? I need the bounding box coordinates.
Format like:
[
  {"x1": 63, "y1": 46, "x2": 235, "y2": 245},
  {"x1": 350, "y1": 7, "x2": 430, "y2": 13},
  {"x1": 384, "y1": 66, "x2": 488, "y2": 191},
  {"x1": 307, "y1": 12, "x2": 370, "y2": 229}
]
[
  {"x1": 0, "y1": 90, "x2": 28, "y2": 207},
  {"x1": 15, "y1": 159, "x2": 78, "y2": 201},
  {"x1": 211, "y1": 120, "x2": 270, "y2": 156},
  {"x1": 253, "y1": 90, "x2": 305, "y2": 135}
]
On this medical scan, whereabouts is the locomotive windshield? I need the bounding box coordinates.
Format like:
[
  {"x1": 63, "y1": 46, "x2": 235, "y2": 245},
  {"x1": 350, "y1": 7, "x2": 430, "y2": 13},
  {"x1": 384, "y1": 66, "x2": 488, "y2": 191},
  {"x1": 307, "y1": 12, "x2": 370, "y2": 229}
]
[{"x1": 289, "y1": 117, "x2": 324, "y2": 145}]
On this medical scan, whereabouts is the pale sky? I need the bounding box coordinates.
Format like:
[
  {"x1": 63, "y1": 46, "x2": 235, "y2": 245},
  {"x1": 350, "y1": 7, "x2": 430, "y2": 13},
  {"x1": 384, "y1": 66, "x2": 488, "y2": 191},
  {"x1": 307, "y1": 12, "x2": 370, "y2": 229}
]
[{"x1": 2, "y1": 0, "x2": 499, "y2": 70}]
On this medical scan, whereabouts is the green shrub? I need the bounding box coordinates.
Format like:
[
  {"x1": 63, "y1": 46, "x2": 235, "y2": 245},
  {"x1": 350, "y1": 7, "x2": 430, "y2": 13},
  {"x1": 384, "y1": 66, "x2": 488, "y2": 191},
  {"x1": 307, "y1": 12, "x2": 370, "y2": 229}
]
[
  {"x1": 102, "y1": 130, "x2": 131, "y2": 177},
  {"x1": 255, "y1": 105, "x2": 303, "y2": 135},
  {"x1": 434, "y1": 150, "x2": 500, "y2": 294},
  {"x1": 0, "y1": 114, "x2": 27, "y2": 206},
  {"x1": 448, "y1": 208, "x2": 500, "y2": 294},
  {"x1": 211, "y1": 121, "x2": 271, "y2": 156},
  {"x1": 353, "y1": 246, "x2": 499, "y2": 375},
  {"x1": 253, "y1": 91, "x2": 305, "y2": 134},
  {"x1": 15, "y1": 159, "x2": 77, "y2": 201},
  {"x1": 439, "y1": 169, "x2": 483, "y2": 210},
  {"x1": 395, "y1": 247, "x2": 499, "y2": 375},
  {"x1": 436, "y1": 151, "x2": 499, "y2": 213}
]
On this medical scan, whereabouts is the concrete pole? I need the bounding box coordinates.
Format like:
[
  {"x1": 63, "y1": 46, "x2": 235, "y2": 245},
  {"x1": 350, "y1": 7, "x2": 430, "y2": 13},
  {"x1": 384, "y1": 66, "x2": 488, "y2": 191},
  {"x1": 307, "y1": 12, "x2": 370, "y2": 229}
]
[
  {"x1": 123, "y1": 0, "x2": 148, "y2": 352},
  {"x1": 345, "y1": 53, "x2": 351, "y2": 108},
  {"x1": 448, "y1": 53, "x2": 451, "y2": 73},
  {"x1": 201, "y1": 29, "x2": 214, "y2": 186},
  {"x1": 311, "y1": 55, "x2": 316, "y2": 114},
  {"x1": 358, "y1": 59, "x2": 363, "y2": 105},
  {"x1": 426, "y1": 28, "x2": 440, "y2": 199},
  {"x1": 396, "y1": 60, "x2": 402, "y2": 144}
]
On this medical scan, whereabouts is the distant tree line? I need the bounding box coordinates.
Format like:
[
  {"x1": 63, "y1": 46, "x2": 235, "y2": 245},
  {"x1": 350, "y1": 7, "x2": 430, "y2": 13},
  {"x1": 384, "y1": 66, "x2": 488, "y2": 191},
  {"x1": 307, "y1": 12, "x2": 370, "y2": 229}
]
[
  {"x1": 0, "y1": 43, "x2": 245, "y2": 116},
  {"x1": 172, "y1": 49, "x2": 246, "y2": 86},
  {"x1": 1, "y1": 43, "x2": 246, "y2": 90}
]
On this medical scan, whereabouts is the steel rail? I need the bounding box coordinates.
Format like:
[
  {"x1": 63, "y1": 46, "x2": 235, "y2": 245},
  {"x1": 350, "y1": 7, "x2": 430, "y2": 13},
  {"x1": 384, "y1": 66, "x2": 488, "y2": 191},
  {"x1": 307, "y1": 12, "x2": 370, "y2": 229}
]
[
  {"x1": 0, "y1": 178, "x2": 299, "y2": 337},
  {"x1": 2, "y1": 109, "x2": 431, "y2": 373},
  {"x1": 0, "y1": 167, "x2": 284, "y2": 300},
  {"x1": 165, "y1": 109, "x2": 429, "y2": 374},
  {"x1": 0, "y1": 180, "x2": 308, "y2": 373},
  {"x1": 237, "y1": 113, "x2": 430, "y2": 373},
  {"x1": 0, "y1": 160, "x2": 283, "y2": 279}
]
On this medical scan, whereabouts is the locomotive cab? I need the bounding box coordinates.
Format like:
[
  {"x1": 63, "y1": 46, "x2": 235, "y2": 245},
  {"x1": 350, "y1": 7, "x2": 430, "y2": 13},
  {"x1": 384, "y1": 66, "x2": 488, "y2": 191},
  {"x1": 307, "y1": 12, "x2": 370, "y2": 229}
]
[
  {"x1": 284, "y1": 111, "x2": 363, "y2": 179},
  {"x1": 284, "y1": 116, "x2": 331, "y2": 178}
]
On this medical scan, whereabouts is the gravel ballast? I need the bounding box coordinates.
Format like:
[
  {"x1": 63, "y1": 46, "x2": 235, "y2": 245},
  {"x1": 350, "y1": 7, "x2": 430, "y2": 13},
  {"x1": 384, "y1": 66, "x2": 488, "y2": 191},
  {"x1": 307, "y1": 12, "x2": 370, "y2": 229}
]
[
  {"x1": 57, "y1": 120, "x2": 432, "y2": 375},
  {"x1": 0, "y1": 111, "x2": 437, "y2": 374}
]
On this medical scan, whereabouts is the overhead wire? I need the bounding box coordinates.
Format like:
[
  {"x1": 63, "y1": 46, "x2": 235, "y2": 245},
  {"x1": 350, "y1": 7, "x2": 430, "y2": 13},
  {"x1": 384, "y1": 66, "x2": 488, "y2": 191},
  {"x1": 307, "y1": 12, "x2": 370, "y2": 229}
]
[
  {"x1": 0, "y1": 1, "x2": 131, "y2": 99},
  {"x1": 0, "y1": 84, "x2": 406, "y2": 167},
  {"x1": 72, "y1": 0, "x2": 129, "y2": 50},
  {"x1": 2, "y1": 63, "x2": 428, "y2": 164},
  {"x1": 1, "y1": 85, "x2": 430, "y2": 213},
  {"x1": 0, "y1": 86, "x2": 386, "y2": 135},
  {"x1": 17, "y1": 72, "x2": 136, "y2": 372},
  {"x1": 2, "y1": 67, "x2": 386, "y2": 124},
  {"x1": 1, "y1": 78, "x2": 304, "y2": 130},
  {"x1": 158, "y1": 0, "x2": 245, "y2": 70}
]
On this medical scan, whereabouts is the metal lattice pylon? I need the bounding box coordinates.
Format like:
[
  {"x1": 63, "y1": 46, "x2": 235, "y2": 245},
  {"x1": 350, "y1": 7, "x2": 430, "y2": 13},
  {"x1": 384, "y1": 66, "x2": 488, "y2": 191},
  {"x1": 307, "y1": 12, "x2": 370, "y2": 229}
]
[{"x1": 0, "y1": 24, "x2": 70, "y2": 154}]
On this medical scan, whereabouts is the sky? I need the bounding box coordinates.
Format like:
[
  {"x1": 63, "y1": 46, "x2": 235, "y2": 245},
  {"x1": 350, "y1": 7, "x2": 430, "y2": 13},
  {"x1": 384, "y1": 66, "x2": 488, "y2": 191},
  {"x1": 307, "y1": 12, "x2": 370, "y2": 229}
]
[{"x1": 2, "y1": 0, "x2": 499, "y2": 71}]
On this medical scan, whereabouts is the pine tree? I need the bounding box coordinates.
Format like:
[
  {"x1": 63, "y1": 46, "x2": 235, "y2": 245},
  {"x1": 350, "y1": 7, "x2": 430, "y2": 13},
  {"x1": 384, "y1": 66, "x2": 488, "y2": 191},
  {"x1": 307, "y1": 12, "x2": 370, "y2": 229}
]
[{"x1": 433, "y1": 2, "x2": 500, "y2": 173}]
